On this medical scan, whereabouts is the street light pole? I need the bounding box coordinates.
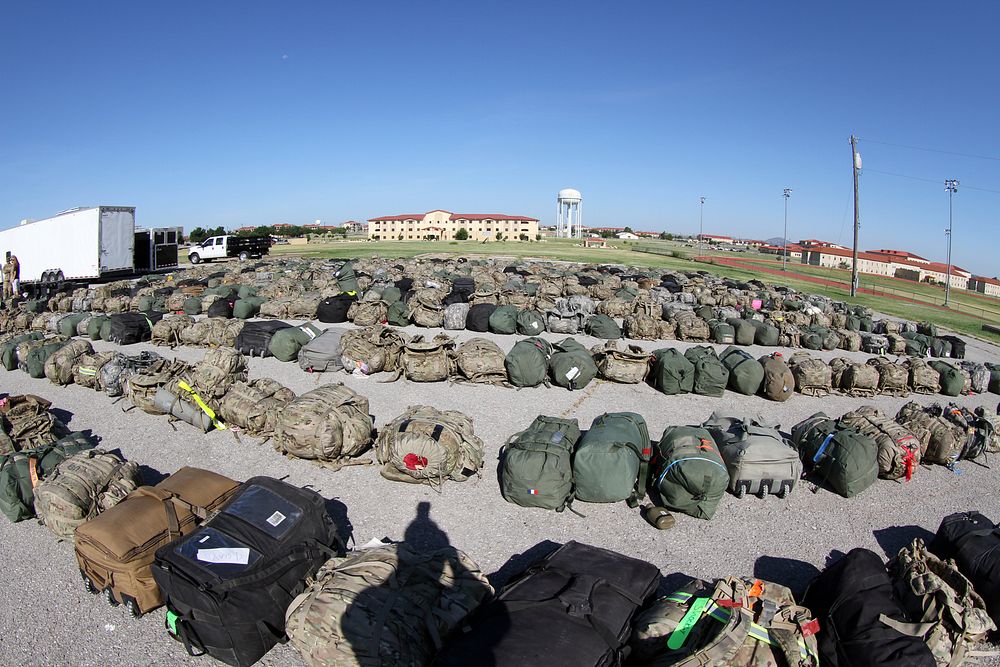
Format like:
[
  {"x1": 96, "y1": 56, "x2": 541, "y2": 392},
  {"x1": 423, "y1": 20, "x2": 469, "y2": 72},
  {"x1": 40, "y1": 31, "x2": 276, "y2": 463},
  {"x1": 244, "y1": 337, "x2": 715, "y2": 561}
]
[
  {"x1": 698, "y1": 196, "x2": 706, "y2": 257},
  {"x1": 782, "y1": 188, "x2": 792, "y2": 271},
  {"x1": 944, "y1": 179, "x2": 959, "y2": 307}
]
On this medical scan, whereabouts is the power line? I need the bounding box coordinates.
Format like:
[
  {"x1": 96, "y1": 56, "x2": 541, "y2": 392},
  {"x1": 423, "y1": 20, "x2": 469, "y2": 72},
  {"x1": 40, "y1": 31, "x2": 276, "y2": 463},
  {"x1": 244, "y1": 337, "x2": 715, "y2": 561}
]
[
  {"x1": 864, "y1": 168, "x2": 1000, "y2": 195},
  {"x1": 859, "y1": 137, "x2": 1000, "y2": 163}
]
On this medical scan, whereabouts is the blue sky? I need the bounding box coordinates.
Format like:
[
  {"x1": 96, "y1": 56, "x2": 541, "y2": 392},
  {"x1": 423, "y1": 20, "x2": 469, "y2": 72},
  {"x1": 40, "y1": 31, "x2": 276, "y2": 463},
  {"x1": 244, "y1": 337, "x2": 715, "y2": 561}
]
[{"x1": 1, "y1": 1, "x2": 998, "y2": 275}]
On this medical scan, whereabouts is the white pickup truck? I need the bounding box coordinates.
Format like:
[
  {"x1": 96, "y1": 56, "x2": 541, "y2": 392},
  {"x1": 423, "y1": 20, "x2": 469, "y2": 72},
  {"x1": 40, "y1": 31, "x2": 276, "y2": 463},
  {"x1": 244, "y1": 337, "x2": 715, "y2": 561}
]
[{"x1": 187, "y1": 235, "x2": 271, "y2": 264}]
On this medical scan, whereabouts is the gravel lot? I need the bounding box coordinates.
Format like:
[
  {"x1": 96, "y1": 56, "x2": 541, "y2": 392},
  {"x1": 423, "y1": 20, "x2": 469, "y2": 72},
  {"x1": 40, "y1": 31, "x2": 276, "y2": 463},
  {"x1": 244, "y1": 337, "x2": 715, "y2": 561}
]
[{"x1": 1, "y1": 315, "x2": 998, "y2": 666}]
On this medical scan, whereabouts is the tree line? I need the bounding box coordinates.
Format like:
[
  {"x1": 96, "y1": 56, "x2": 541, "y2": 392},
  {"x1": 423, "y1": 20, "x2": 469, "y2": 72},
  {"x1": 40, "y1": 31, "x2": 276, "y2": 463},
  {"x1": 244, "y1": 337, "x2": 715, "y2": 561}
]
[{"x1": 186, "y1": 225, "x2": 348, "y2": 243}]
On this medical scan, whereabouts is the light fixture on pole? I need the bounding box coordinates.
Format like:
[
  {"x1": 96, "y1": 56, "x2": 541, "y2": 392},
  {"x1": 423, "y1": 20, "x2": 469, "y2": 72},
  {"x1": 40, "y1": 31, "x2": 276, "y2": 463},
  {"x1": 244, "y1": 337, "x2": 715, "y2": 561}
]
[
  {"x1": 782, "y1": 188, "x2": 792, "y2": 271},
  {"x1": 944, "y1": 179, "x2": 959, "y2": 307},
  {"x1": 698, "y1": 196, "x2": 706, "y2": 256}
]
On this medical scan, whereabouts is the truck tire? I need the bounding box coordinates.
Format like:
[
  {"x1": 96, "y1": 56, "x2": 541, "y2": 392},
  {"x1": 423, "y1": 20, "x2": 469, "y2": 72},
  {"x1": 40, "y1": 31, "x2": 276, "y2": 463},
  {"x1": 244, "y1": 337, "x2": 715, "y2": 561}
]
[
  {"x1": 189, "y1": 253, "x2": 201, "y2": 264},
  {"x1": 239, "y1": 251, "x2": 249, "y2": 261}
]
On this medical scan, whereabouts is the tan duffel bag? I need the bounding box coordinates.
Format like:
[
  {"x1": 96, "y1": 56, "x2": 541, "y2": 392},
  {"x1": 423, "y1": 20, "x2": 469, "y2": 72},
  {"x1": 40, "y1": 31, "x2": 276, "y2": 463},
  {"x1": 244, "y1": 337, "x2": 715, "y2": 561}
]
[{"x1": 73, "y1": 467, "x2": 239, "y2": 617}]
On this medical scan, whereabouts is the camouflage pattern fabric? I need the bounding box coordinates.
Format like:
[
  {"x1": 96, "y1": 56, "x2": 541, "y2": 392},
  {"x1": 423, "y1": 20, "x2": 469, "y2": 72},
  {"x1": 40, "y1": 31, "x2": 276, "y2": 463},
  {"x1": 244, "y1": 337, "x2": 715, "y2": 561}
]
[
  {"x1": 340, "y1": 325, "x2": 409, "y2": 375},
  {"x1": 452, "y1": 338, "x2": 508, "y2": 385},
  {"x1": 348, "y1": 299, "x2": 388, "y2": 327},
  {"x1": 906, "y1": 358, "x2": 941, "y2": 394},
  {"x1": 840, "y1": 406, "x2": 922, "y2": 480},
  {"x1": 407, "y1": 290, "x2": 446, "y2": 328},
  {"x1": 593, "y1": 341, "x2": 651, "y2": 384},
  {"x1": 123, "y1": 358, "x2": 192, "y2": 415},
  {"x1": 190, "y1": 347, "x2": 248, "y2": 400},
  {"x1": 674, "y1": 312, "x2": 711, "y2": 342},
  {"x1": 895, "y1": 402, "x2": 966, "y2": 466},
  {"x1": 72, "y1": 351, "x2": 117, "y2": 390},
  {"x1": 0, "y1": 394, "x2": 70, "y2": 454},
  {"x1": 375, "y1": 405, "x2": 484, "y2": 486},
  {"x1": 791, "y1": 357, "x2": 833, "y2": 397},
  {"x1": 43, "y1": 338, "x2": 94, "y2": 385},
  {"x1": 868, "y1": 357, "x2": 910, "y2": 397},
  {"x1": 399, "y1": 334, "x2": 455, "y2": 383},
  {"x1": 274, "y1": 383, "x2": 373, "y2": 465},
  {"x1": 150, "y1": 315, "x2": 194, "y2": 348},
  {"x1": 624, "y1": 312, "x2": 661, "y2": 341},
  {"x1": 217, "y1": 378, "x2": 295, "y2": 437}
]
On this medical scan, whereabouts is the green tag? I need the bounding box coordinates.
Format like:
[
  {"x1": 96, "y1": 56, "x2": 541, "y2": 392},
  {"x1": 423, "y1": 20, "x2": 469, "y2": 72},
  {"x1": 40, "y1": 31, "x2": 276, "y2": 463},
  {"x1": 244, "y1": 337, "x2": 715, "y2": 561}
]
[
  {"x1": 165, "y1": 610, "x2": 178, "y2": 635},
  {"x1": 667, "y1": 596, "x2": 710, "y2": 650}
]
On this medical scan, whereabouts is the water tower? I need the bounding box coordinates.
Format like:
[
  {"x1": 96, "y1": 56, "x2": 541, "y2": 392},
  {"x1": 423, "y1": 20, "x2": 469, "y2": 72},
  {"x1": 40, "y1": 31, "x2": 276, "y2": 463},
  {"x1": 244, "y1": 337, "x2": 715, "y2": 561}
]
[{"x1": 556, "y1": 188, "x2": 582, "y2": 238}]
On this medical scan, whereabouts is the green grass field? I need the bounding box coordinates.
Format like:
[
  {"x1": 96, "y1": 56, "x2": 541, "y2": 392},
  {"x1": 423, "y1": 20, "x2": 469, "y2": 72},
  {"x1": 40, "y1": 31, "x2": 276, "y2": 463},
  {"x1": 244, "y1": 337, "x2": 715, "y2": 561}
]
[{"x1": 266, "y1": 237, "x2": 1000, "y2": 344}]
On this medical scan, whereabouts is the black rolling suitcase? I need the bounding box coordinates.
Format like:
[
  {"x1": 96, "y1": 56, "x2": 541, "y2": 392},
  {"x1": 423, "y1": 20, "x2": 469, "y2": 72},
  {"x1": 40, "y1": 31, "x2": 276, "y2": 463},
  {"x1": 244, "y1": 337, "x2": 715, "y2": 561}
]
[
  {"x1": 929, "y1": 511, "x2": 1000, "y2": 625},
  {"x1": 107, "y1": 312, "x2": 164, "y2": 345},
  {"x1": 152, "y1": 477, "x2": 342, "y2": 667},
  {"x1": 433, "y1": 540, "x2": 660, "y2": 666},
  {"x1": 234, "y1": 321, "x2": 292, "y2": 357}
]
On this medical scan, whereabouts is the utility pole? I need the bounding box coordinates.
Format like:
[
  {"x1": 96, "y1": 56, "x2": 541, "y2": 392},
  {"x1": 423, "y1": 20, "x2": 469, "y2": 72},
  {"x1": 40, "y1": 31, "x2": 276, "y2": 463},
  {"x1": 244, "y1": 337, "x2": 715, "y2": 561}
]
[
  {"x1": 782, "y1": 188, "x2": 792, "y2": 271},
  {"x1": 944, "y1": 179, "x2": 959, "y2": 307},
  {"x1": 698, "y1": 196, "x2": 706, "y2": 257},
  {"x1": 850, "y1": 135, "x2": 861, "y2": 297}
]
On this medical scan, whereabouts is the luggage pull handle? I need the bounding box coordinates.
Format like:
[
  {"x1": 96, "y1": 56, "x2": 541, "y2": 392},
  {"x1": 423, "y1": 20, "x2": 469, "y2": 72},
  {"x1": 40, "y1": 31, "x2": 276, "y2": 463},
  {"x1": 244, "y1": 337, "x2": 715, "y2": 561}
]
[{"x1": 133, "y1": 487, "x2": 208, "y2": 539}]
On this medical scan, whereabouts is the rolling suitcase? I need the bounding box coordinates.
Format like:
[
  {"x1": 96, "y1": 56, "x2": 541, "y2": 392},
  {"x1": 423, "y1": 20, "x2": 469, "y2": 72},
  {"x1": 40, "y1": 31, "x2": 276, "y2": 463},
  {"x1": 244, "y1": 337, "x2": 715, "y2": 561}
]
[
  {"x1": 234, "y1": 321, "x2": 292, "y2": 357},
  {"x1": 702, "y1": 412, "x2": 801, "y2": 498}
]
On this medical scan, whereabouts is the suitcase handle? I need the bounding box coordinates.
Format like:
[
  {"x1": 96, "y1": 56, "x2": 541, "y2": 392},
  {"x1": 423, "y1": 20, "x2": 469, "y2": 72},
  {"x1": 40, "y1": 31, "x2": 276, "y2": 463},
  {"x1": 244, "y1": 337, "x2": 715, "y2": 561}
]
[{"x1": 133, "y1": 487, "x2": 208, "y2": 539}]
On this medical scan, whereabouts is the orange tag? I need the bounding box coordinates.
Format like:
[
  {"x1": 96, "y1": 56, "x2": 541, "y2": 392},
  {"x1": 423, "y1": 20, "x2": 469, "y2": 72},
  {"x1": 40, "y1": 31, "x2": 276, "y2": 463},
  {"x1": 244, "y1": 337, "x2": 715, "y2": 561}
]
[
  {"x1": 748, "y1": 580, "x2": 764, "y2": 597},
  {"x1": 28, "y1": 458, "x2": 39, "y2": 488}
]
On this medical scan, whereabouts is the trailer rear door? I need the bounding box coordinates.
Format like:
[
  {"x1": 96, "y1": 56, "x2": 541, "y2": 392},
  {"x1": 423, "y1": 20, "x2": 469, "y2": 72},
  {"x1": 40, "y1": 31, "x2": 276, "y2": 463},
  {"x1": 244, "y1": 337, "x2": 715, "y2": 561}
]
[{"x1": 99, "y1": 207, "x2": 135, "y2": 271}]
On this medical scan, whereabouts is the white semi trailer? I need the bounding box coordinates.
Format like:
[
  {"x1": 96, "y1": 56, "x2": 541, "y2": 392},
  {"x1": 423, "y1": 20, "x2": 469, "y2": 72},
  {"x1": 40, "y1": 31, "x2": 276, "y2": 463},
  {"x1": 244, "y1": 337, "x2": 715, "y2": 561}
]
[{"x1": 0, "y1": 206, "x2": 180, "y2": 295}]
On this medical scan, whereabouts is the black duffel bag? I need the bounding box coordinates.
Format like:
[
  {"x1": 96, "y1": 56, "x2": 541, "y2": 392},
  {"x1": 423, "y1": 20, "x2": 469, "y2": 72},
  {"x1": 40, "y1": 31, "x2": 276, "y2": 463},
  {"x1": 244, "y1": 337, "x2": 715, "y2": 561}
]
[
  {"x1": 316, "y1": 293, "x2": 356, "y2": 323},
  {"x1": 206, "y1": 298, "x2": 234, "y2": 319},
  {"x1": 466, "y1": 303, "x2": 496, "y2": 333},
  {"x1": 802, "y1": 548, "x2": 935, "y2": 667},
  {"x1": 433, "y1": 540, "x2": 660, "y2": 666},
  {"x1": 235, "y1": 321, "x2": 292, "y2": 357},
  {"x1": 152, "y1": 477, "x2": 342, "y2": 667},
  {"x1": 929, "y1": 511, "x2": 1000, "y2": 625},
  {"x1": 107, "y1": 311, "x2": 164, "y2": 345}
]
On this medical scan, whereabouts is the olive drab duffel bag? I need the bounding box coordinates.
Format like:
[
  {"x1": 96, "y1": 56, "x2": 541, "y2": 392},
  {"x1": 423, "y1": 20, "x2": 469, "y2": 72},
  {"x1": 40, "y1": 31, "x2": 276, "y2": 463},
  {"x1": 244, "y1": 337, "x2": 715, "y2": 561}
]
[
  {"x1": 374, "y1": 406, "x2": 484, "y2": 487},
  {"x1": 433, "y1": 540, "x2": 661, "y2": 667},
  {"x1": 790, "y1": 413, "x2": 878, "y2": 498},
  {"x1": 684, "y1": 345, "x2": 729, "y2": 397},
  {"x1": 500, "y1": 416, "x2": 580, "y2": 511},
  {"x1": 702, "y1": 412, "x2": 801, "y2": 498},
  {"x1": 719, "y1": 346, "x2": 764, "y2": 396},
  {"x1": 572, "y1": 412, "x2": 651, "y2": 505},
  {"x1": 33, "y1": 448, "x2": 142, "y2": 538},
  {"x1": 0, "y1": 432, "x2": 94, "y2": 522},
  {"x1": 652, "y1": 425, "x2": 729, "y2": 519},
  {"x1": 74, "y1": 467, "x2": 240, "y2": 617},
  {"x1": 274, "y1": 384, "x2": 373, "y2": 466},
  {"x1": 629, "y1": 576, "x2": 819, "y2": 667},
  {"x1": 268, "y1": 322, "x2": 323, "y2": 362},
  {"x1": 505, "y1": 337, "x2": 552, "y2": 388},
  {"x1": 650, "y1": 348, "x2": 695, "y2": 395},
  {"x1": 286, "y1": 543, "x2": 493, "y2": 667},
  {"x1": 548, "y1": 337, "x2": 598, "y2": 390},
  {"x1": 152, "y1": 477, "x2": 343, "y2": 667}
]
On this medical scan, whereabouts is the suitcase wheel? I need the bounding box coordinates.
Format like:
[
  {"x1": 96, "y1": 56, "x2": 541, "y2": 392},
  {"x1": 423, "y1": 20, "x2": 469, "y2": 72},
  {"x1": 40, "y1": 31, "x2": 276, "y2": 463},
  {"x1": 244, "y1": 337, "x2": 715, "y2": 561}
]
[
  {"x1": 734, "y1": 481, "x2": 748, "y2": 499},
  {"x1": 82, "y1": 573, "x2": 98, "y2": 595},
  {"x1": 778, "y1": 482, "x2": 791, "y2": 499},
  {"x1": 122, "y1": 595, "x2": 142, "y2": 618},
  {"x1": 757, "y1": 482, "x2": 770, "y2": 499},
  {"x1": 104, "y1": 588, "x2": 120, "y2": 607}
]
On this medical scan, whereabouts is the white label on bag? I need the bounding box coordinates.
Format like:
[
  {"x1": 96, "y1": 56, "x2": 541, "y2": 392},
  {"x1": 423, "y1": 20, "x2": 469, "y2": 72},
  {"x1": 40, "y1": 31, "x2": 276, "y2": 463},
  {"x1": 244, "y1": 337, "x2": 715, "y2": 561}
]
[
  {"x1": 531, "y1": 322, "x2": 539, "y2": 329},
  {"x1": 267, "y1": 511, "x2": 286, "y2": 527},
  {"x1": 565, "y1": 367, "x2": 580, "y2": 381},
  {"x1": 197, "y1": 548, "x2": 250, "y2": 565}
]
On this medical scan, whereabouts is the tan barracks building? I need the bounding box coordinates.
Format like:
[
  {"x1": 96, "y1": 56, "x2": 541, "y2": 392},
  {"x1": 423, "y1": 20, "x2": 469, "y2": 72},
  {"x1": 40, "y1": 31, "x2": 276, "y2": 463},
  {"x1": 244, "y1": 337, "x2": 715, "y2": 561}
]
[{"x1": 368, "y1": 210, "x2": 539, "y2": 241}]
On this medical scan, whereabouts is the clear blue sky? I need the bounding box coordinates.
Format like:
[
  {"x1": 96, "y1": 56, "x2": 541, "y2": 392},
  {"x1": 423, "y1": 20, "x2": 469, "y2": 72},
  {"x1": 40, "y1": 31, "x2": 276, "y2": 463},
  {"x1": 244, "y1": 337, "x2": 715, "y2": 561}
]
[{"x1": 1, "y1": 1, "x2": 997, "y2": 275}]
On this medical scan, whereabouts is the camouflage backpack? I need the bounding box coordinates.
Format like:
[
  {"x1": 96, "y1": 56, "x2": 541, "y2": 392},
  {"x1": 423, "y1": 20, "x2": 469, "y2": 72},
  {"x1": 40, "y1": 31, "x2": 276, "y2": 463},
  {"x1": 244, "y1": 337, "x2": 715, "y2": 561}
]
[
  {"x1": 178, "y1": 318, "x2": 223, "y2": 347},
  {"x1": 895, "y1": 402, "x2": 966, "y2": 466},
  {"x1": 838, "y1": 329, "x2": 862, "y2": 352},
  {"x1": 624, "y1": 312, "x2": 661, "y2": 341},
  {"x1": 790, "y1": 356, "x2": 833, "y2": 397},
  {"x1": 452, "y1": 338, "x2": 508, "y2": 385},
  {"x1": 258, "y1": 297, "x2": 292, "y2": 319},
  {"x1": 597, "y1": 297, "x2": 633, "y2": 319},
  {"x1": 887, "y1": 538, "x2": 995, "y2": 665},
  {"x1": 868, "y1": 357, "x2": 910, "y2": 397},
  {"x1": 840, "y1": 362, "x2": 879, "y2": 398},
  {"x1": 887, "y1": 333, "x2": 908, "y2": 355},
  {"x1": 287, "y1": 293, "x2": 322, "y2": 319},
  {"x1": 348, "y1": 299, "x2": 388, "y2": 326},
  {"x1": 840, "y1": 406, "x2": 922, "y2": 481},
  {"x1": 827, "y1": 357, "x2": 851, "y2": 389},
  {"x1": 0, "y1": 394, "x2": 70, "y2": 454},
  {"x1": 674, "y1": 312, "x2": 711, "y2": 342},
  {"x1": 72, "y1": 351, "x2": 117, "y2": 390},
  {"x1": 164, "y1": 293, "x2": 187, "y2": 312},
  {"x1": 546, "y1": 308, "x2": 583, "y2": 334},
  {"x1": 408, "y1": 290, "x2": 446, "y2": 328},
  {"x1": 286, "y1": 543, "x2": 493, "y2": 667},
  {"x1": 150, "y1": 315, "x2": 195, "y2": 348},
  {"x1": 906, "y1": 358, "x2": 941, "y2": 394},
  {"x1": 959, "y1": 361, "x2": 989, "y2": 394},
  {"x1": 43, "y1": 338, "x2": 94, "y2": 385},
  {"x1": 468, "y1": 289, "x2": 499, "y2": 306},
  {"x1": 32, "y1": 448, "x2": 141, "y2": 538},
  {"x1": 217, "y1": 378, "x2": 295, "y2": 438},
  {"x1": 593, "y1": 341, "x2": 650, "y2": 384},
  {"x1": 398, "y1": 334, "x2": 455, "y2": 382},
  {"x1": 99, "y1": 351, "x2": 161, "y2": 397},
  {"x1": 375, "y1": 406, "x2": 484, "y2": 486},
  {"x1": 274, "y1": 384, "x2": 373, "y2": 466},
  {"x1": 123, "y1": 358, "x2": 192, "y2": 414},
  {"x1": 629, "y1": 576, "x2": 819, "y2": 667},
  {"x1": 443, "y1": 302, "x2": 470, "y2": 330},
  {"x1": 190, "y1": 347, "x2": 248, "y2": 400},
  {"x1": 973, "y1": 406, "x2": 1000, "y2": 454},
  {"x1": 340, "y1": 325, "x2": 409, "y2": 375}
]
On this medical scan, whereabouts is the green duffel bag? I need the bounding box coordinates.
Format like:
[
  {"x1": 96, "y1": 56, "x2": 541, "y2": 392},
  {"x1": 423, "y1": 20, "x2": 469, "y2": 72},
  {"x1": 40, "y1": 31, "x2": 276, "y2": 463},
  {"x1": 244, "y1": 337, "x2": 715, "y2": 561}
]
[
  {"x1": 859, "y1": 316, "x2": 874, "y2": 332},
  {"x1": 987, "y1": 363, "x2": 1000, "y2": 394},
  {"x1": 233, "y1": 296, "x2": 266, "y2": 319},
  {"x1": 615, "y1": 285, "x2": 639, "y2": 301},
  {"x1": 182, "y1": 296, "x2": 203, "y2": 316},
  {"x1": 548, "y1": 338, "x2": 598, "y2": 390},
  {"x1": 846, "y1": 315, "x2": 862, "y2": 331},
  {"x1": 237, "y1": 284, "x2": 258, "y2": 300},
  {"x1": 917, "y1": 321, "x2": 939, "y2": 337},
  {"x1": 754, "y1": 323, "x2": 780, "y2": 347},
  {"x1": 726, "y1": 317, "x2": 756, "y2": 346},
  {"x1": 204, "y1": 284, "x2": 238, "y2": 299},
  {"x1": 506, "y1": 337, "x2": 552, "y2": 388},
  {"x1": 515, "y1": 309, "x2": 546, "y2": 336},
  {"x1": 790, "y1": 413, "x2": 879, "y2": 498},
  {"x1": 386, "y1": 301, "x2": 410, "y2": 327},
  {"x1": 135, "y1": 295, "x2": 155, "y2": 312},
  {"x1": 24, "y1": 299, "x2": 47, "y2": 313},
  {"x1": 684, "y1": 346, "x2": 728, "y2": 397},
  {"x1": 929, "y1": 360, "x2": 965, "y2": 396},
  {"x1": 931, "y1": 337, "x2": 952, "y2": 358},
  {"x1": 99, "y1": 317, "x2": 114, "y2": 340},
  {"x1": 1, "y1": 332, "x2": 43, "y2": 371},
  {"x1": 0, "y1": 432, "x2": 94, "y2": 522},
  {"x1": 573, "y1": 412, "x2": 651, "y2": 505},
  {"x1": 500, "y1": 416, "x2": 580, "y2": 511},
  {"x1": 380, "y1": 286, "x2": 402, "y2": 304},
  {"x1": 710, "y1": 321, "x2": 735, "y2": 345},
  {"x1": 24, "y1": 341, "x2": 68, "y2": 378},
  {"x1": 720, "y1": 346, "x2": 764, "y2": 395},
  {"x1": 86, "y1": 315, "x2": 109, "y2": 341},
  {"x1": 652, "y1": 425, "x2": 728, "y2": 519},
  {"x1": 268, "y1": 322, "x2": 324, "y2": 362},
  {"x1": 801, "y1": 330, "x2": 824, "y2": 350},
  {"x1": 650, "y1": 348, "x2": 695, "y2": 395},
  {"x1": 488, "y1": 305, "x2": 519, "y2": 335},
  {"x1": 56, "y1": 313, "x2": 88, "y2": 338},
  {"x1": 695, "y1": 304, "x2": 714, "y2": 321},
  {"x1": 585, "y1": 313, "x2": 622, "y2": 340}
]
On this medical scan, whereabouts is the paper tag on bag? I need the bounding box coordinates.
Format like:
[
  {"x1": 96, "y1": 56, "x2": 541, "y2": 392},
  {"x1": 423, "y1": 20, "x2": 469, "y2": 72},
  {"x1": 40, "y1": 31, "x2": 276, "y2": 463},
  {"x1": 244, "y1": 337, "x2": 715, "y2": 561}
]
[{"x1": 197, "y1": 548, "x2": 250, "y2": 565}]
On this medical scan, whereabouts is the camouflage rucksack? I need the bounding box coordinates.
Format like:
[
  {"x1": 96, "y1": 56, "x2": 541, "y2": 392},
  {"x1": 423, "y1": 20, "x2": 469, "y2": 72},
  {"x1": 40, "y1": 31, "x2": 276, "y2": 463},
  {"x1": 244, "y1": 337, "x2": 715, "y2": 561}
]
[
  {"x1": 32, "y1": 448, "x2": 141, "y2": 538},
  {"x1": 286, "y1": 543, "x2": 493, "y2": 667},
  {"x1": 593, "y1": 341, "x2": 650, "y2": 384},
  {"x1": 347, "y1": 299, "x2": 388, "y2": 326},
  {"x1": 150, "y1": 315, "x2": 194, "y2": 348},
  {"x1": 674, "y1": 312, "x2": 711, "y2": 341},
  {"x1": 340, "y1": 325, "x2": 409, "y2": 375},
  {"x1": 629, "y1": 576, "x2": 819, "y2": 667},
  {"x1": 887, "y1": 538, "x2": 995, "y2": 665},
  {"x1": 906, "y1": 358, "x2": 941, "y2": 394},
  {"x1": 597, "y1": 297, "x2": 633, "y2": 319},
  {"x1": 123, "y1": 358, "x2": 192, "y2": 414},
  {"x1": 790, "y1": 356, "x2": 833, "y2": 397},
  {"x1": 217, "y1": 378, "x2": 295, "y2": 438},
  {"x1": 408, "y1": 290, "x2": 446, "y2": 328},
  {"x1": 72, "y1": 351, "x2": 117, "y2": 390},
  {"x1": 838, "y1": 329, "x2": 862, "y2": 352},
  {"x1": 840, "y1": 406, "x2": 922, "y2": 481},
  {"x1": 840, "y1": 362, "x2": 879, "y2": 398},
  {"x1": 868, "y1": 357, "x2": 910, "y2": 397},
  {"x1": 375, "y1": 406, "x2": 484, "y2": 486},
  {"x1": 178, "y1": 318, "x2": 225, "y2": 347},
  {"x1": 287, "y1": 293, "x2": 322, "y2": 319},
  {"x1": 190, "y1": 347, "x2": 248, "y2": 400},
  {"x1": 274, "y1": 384, "x2": 373, "y2": 466},
  {"x1": 398, "y1": 334, "x2": 455, "y2": 382},
  {"x1": 624, "y1": 312, "x2": 661, "y2": 341},
  {"x1": 452, "y1": 338, "x2": 508, "y2": 385},
  {"x1": 895, "y1": 402, "x2": 966, "y2": 466},
  {"x1": 43, "y1": 338, "x2": 94, "y2": 385},
  {"x1": 0, "y1": 394, "x2": 70, "y2": 454}
]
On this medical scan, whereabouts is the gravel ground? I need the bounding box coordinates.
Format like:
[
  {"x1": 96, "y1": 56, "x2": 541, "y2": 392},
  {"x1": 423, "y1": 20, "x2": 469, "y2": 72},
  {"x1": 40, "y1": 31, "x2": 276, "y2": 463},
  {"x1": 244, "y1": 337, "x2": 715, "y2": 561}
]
[{"x1": 1, "y1": 315, "x2": 998, "y2": 666}]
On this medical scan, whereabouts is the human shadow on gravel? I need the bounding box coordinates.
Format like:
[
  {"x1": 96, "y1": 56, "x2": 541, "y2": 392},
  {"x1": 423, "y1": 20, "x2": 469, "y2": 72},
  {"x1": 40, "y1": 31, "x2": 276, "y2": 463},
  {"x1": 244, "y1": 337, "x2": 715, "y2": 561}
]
[
  {"x1": 50, "y1": 407, "x2": 73, "y2": 425},
  {"x1": 873, "y1": 525, "x2": 936, "y2": 559},
  {"x1": 486, "y1": 539, "x2": 560, "y2": 588},
  {"x1": 753, "y1": 555, "x2": 822, "y2": 598},
  {"x1": 323, "y1": 497, "x2": 354, "y2": 548}
]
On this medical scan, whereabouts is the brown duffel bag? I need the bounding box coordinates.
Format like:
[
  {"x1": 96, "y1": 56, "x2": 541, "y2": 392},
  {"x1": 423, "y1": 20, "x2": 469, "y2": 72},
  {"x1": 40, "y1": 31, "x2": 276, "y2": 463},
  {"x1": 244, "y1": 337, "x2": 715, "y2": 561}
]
[{"x1": 73, "y1": 467, "x2": 239, "y2": 617}]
